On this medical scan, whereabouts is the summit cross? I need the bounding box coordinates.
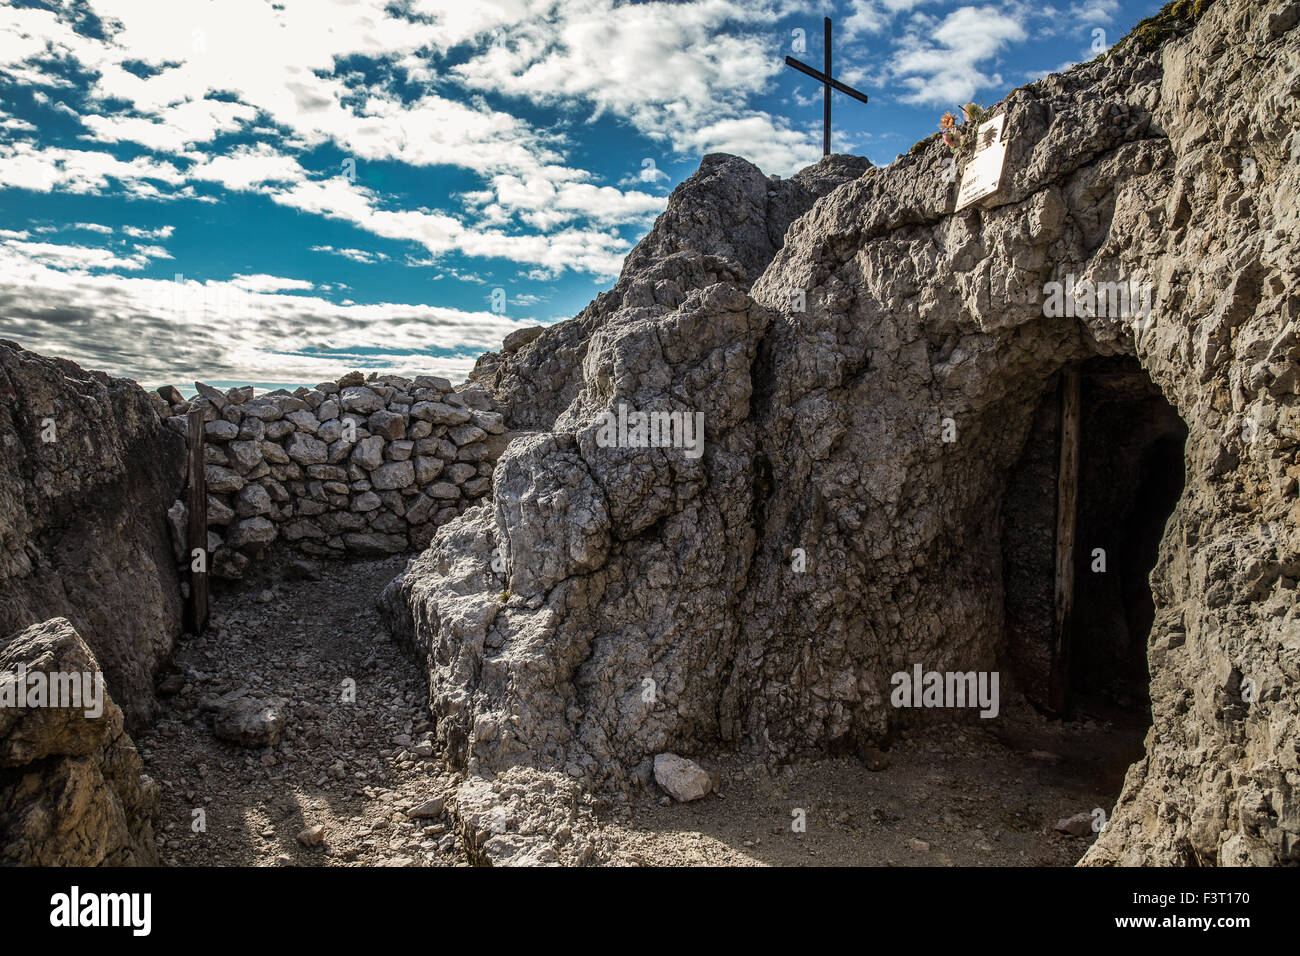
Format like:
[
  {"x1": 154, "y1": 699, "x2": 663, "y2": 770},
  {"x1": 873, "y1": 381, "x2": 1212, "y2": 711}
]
[{"x1": 784, "y1": 17, "x2": 869, "y2": 157}]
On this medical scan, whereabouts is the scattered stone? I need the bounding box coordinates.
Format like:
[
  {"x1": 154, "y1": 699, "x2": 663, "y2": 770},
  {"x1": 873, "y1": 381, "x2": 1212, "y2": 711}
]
[
  {"x1": 206, "y1": 694, "x2": 287, "y2": 748},
  {"x1": 1055, "y1": 813, "x2": 1095, "y2": 838},
  {"x1": 653, "y1": 754, "x2": 712, "y2": 803},
  {"x1": 406, "y1": 797, "x2": 446, "y2": 819}
]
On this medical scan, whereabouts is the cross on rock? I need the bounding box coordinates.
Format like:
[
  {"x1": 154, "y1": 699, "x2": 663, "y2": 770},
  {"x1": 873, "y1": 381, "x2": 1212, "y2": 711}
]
[{"x1": 785, "y1": 17, "x2": 869, "y2": 157}]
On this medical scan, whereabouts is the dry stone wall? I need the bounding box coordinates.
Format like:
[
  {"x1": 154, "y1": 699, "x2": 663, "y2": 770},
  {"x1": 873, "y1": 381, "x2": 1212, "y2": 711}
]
[{"x1": 151, "y1": 372, "x2": 509, "y2": 579}]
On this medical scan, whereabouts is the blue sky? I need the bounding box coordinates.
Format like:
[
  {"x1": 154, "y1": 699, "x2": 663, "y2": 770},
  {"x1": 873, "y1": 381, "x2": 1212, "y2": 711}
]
[{"x1": 0, "y1": 0, "x2": 1163, "y2": 389}]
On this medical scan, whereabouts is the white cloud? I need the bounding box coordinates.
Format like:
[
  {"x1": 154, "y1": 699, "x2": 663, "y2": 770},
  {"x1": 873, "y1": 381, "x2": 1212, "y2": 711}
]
[
  {"x1": 1069, "y1": 0, "x2": 1119, "y2": 25},
  {"x1": 0, "y1": 142, "x2": 185, "y2": 196},
  {"x1": 187, "y1": 143, "x2": 306, "y2": 191},
  {"x1": 122, "y1": 225, "x2": 175, "y2": 239},
  {"x1": 889, "y1": 5, "x2": 1028, "y2": 106},
  {"x1": 131, "y1": 243, "x2": 173, "y2": 261},
  {"x1": 311, "y1": 245, "x2": 389, "y2": 264},
  {"x1": 450, "y1": 0, "x2": 822, "y2": 173},
  {"x1": 229, "y1": 273, "x2": 315, "y2": 293},
  {"x1": 81, "y1": 98, "x2": 259, "y2": 154},
  {"x1": 677, "y1": 114, "x2": 824, "y2": 174},
  {"x1": 472, "y1": 175, "x2": 667, "y2": 230},
  {"x1": 0, "y1": 240, "x2": 531, "y2": 385},
  {"x1": 0, "y1": 238, "x2": 162, "y2": 271},
  {"x1": 266, "y1": 176, "x2": 632, "y2": 278}
]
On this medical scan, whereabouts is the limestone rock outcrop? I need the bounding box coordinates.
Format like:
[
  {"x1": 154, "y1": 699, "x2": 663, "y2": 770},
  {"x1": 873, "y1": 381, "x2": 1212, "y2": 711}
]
[
  {"x1": 1, "y1": 341, "x2": 186, "y2": 728},
  {"x1": 384, "y1": 0, "x2": 1299, "y2": 866},
  {"x1": 0, "y1": 618, "x2": 159, "y2": 866},
  {"x1": 470, "y1": 153, "x2": 873, "y2": 430}
]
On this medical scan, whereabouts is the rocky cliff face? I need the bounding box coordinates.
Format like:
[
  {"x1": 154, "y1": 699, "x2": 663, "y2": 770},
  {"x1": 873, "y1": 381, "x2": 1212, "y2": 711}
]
[
  {"x1": 384, "y1": 0, "x2": 1299, "y2": 866},
  {"x1": 0, "y1": 341, "x2": 186, "y2": 729},
  {"x1": 470, "y1": 153, "x2": 873, "y2": 430},
  {"x1": 0, "y1": 618, "x2": 158, "y2": 865}
]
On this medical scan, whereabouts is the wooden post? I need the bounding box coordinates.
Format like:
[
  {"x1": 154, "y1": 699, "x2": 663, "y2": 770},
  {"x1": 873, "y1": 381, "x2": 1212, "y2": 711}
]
[
  {"x1": 1048, "y1": 367, "x2": 1081, "y2": 716},
  {"x1": 186, "y1": 407, "x2": 209, "y2": 634}
]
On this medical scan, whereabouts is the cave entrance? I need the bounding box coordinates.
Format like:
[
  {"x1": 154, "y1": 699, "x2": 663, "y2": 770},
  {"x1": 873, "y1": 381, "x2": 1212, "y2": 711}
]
[{"x1": 1002, "y1": 355, "x2": 1187, "y2": 726}]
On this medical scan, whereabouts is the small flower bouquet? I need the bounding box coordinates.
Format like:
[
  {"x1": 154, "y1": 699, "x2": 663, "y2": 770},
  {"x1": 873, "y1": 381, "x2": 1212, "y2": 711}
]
[{"x1": 939, "y1": 102, "x2": 1000, "y2": 161}]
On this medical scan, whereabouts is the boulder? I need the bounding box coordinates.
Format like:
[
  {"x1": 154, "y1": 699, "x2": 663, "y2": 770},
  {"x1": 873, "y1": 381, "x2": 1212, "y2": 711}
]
[
  {"x1": 0, "y1": 618, "x2": 159, "y2": 865},
  {"x1": 653, "y1": 754, "x2": 713, "y2": 802},
  {"x1": 205, "y1": 693, "x2": 287, "y2": 747}
]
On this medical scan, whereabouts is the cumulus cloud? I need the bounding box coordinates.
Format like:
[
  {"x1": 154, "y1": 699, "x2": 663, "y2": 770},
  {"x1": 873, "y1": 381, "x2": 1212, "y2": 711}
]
[{"x1": 889, "y1": 5, "x2": 1027, "y2": 106}]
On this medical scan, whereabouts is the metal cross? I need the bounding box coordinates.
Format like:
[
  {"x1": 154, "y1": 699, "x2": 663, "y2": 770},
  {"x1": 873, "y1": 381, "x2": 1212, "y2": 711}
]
[{"x1": 785, "y1": 17, "x2": 869, "y2": 157}]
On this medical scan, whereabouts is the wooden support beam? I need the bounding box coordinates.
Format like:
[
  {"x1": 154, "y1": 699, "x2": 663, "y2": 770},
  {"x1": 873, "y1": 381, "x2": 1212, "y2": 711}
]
[
  {"x1": 186, "y1": 407, "x2": 209, "y2": 635},
  {"x1": 1049, "y1": 367, "x2": 1081, "y2": 716}
]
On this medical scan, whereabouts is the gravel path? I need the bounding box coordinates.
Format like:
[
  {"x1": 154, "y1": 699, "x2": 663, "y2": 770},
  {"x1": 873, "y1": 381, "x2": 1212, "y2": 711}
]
[
  {"x1": 139, "y1": 555, "x2": 1143, "y2": 867},
  {"x1": 139, "y1": 556, "x2": 466, "y2": 867}
]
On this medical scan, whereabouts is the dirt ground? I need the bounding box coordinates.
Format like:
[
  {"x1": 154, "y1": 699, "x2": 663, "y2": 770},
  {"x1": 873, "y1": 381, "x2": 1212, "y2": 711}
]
[{"x1": 139, "y1": 555, "x2": 1146, "y2": 867}]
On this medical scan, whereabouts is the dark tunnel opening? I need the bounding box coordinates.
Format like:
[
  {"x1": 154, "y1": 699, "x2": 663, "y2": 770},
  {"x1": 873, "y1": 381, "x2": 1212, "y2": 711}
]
[{"x1": 1001, "y1": 355, "x2": 1188, "y2": 726}]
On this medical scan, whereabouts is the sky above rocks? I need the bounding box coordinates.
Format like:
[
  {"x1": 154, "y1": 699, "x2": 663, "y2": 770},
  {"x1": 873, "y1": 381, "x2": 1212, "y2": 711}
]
[{"x1": 0, "y1": 0, "x2": 1162, "y2": 388}]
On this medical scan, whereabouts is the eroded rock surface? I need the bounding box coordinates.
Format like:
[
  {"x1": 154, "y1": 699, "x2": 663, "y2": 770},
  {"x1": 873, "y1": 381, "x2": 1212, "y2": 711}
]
[
  {"x1": 470, "y1": 153, "x2": 873, "y2": 430},
  {"x1": 0, "y1": 341, "x2": 186, "y2": 728},
  {"x1": 0, "y1": 618, "x2": 158, "y2": 866},
  {"x1": 384, "y1": 0, "x2": 1300, "y2": 866}
]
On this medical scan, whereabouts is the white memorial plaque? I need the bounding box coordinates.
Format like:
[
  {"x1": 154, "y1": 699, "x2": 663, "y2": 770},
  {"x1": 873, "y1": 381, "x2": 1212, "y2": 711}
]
[{"x1": 955, "y1": 113, "x2": 1007, "y2": 211}]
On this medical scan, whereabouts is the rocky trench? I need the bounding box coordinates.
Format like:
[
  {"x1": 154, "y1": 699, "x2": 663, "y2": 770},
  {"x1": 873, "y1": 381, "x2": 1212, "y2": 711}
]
[{"x1": 3, "y1": 0, "x2": 1299, "y2": 868}]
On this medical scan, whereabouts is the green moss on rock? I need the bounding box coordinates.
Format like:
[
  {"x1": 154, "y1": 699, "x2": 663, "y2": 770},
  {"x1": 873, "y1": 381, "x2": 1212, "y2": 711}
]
[
  {"x1": 1119, "y1": 0, "x2": 1216, "y2": 52},
  {"x1": 909, "y1": 133, "x2": 939, "y2": 155}
]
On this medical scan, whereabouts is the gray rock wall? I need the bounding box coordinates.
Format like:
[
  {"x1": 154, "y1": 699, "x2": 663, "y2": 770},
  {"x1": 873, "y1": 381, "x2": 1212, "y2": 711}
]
[
  {"x1": 0, "y1": 341, "x2": 185, "y2": 729},
  {"x1": 152, "y1": 372, "x2": 510, "y2": 578},
  {"x1": 470, "y1": 153, "x2": 874, "y2": 431}
]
